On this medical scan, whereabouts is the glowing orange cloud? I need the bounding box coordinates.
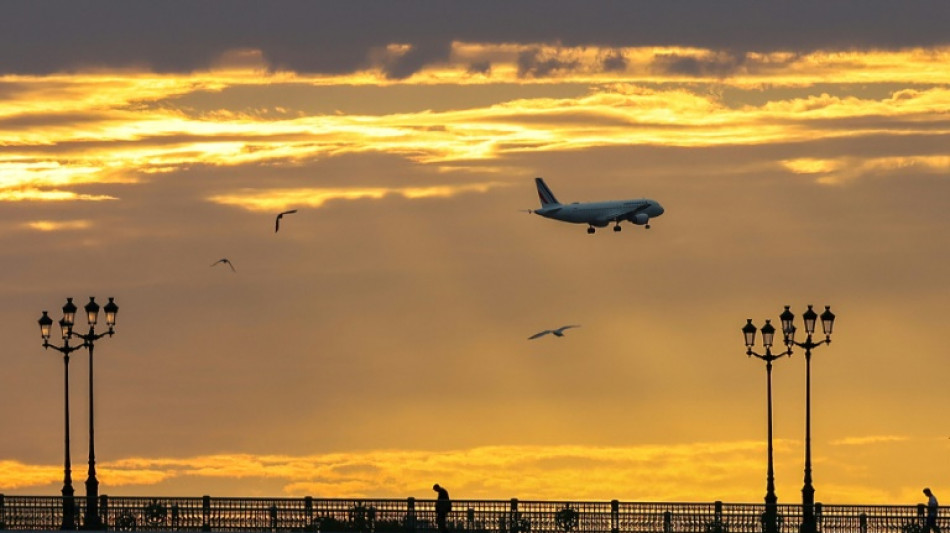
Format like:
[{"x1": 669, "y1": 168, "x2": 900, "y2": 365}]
[
  {"x1": 1, "y1": 438, "x2": 928, "y2": 503},
  {"x1": 208, "y1": 182, "x2": 508, "y2": 212},
  {"x1": 1, "y1": 44, "x2": 948, "y2": 204}
]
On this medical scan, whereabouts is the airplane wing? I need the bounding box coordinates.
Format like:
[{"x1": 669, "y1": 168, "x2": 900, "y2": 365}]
[{"x1": 596, "y1": 203, "x2": 653, "y2": 224}]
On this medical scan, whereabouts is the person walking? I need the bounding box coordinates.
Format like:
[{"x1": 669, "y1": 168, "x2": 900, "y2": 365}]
[
  {"x1": 924, "y1": 488, "x2": 942, "y2": 533},
  {"x1": 433, "y1": 483, "x2": 451, "y2": 533}
]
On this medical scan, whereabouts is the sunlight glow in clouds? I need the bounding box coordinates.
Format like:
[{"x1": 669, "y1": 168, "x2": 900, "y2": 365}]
[
  {"x1": 0, "y1": 442, "x2": 784, "y2": 501},
  {"x1": 0, "y1": 438, "x2": 924, "y2": 503},
  {"x1": 24, "y1": 219, "x2": 92, "y2": 232},
  {"x1": 1, "y1": 43, "x2": 949, "y2": 204},
  {"x1": 208, "y1": 183, "x2": 509, "y2": 212},
  {"x1": 781, "y1": 156, "x2": 950, "y2": 185}
]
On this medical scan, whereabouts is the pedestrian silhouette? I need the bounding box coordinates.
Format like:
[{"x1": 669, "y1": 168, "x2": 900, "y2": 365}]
[
  {"x1": 924, "y1": 488, "x2": 942, "y2": 533},
  {"x1": 433, "y1": 483, "x2": 451, "y2": 533}
]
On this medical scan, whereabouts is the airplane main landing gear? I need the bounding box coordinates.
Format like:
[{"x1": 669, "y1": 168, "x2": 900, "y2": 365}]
[
  {"x1": 587, "y1": 226, "x2": 595, "y2": 234},
  {"x1": 645, "y1": 224, "x2": 651, "y2": 229},
  {"x1": 613, "y1": 224, "x2": 622, "y2": 232}
]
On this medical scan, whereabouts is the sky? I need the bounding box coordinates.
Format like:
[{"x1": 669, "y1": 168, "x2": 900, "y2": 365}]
[{"x1": 2, "y1": 1, "x2": 950, "y2": 505}]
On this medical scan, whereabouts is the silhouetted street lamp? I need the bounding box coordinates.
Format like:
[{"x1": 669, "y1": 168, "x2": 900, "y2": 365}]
[
  {"x1": 779, "y1": 305, "x2": 835, "y2": 533},
  {"x1": 38, "y1": 311, "x2": 82, "y2": 530},
  {"x1": 743, "y1": 318, "x2": 792, "y2": 533},
  {"x1": 39, "y1": 297, "x2": 118, "y2": 530}
]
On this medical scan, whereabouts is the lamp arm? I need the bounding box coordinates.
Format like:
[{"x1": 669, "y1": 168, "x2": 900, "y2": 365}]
[
  {"x1": 788, "y1": 338, "x2": 830, "y2": 350},
  {"x1": 747, "y1": 348, "x2": 792, "y2": 362},
  {"x1": 42, "y1": 341, "x2": 84, "y2": 356},
  {"x1": 68, "y1": 329, "x2": 113, "y2": 343}
]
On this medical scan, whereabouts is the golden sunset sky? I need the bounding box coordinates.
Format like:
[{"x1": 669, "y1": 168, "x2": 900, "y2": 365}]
[{"x1": 1, "y1": 1, "x2": 949, "y2": 506}]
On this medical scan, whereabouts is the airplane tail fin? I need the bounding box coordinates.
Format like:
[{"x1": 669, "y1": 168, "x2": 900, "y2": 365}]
[{"x1": 535, "y1": 177, "x2": 560, "y2": 207}]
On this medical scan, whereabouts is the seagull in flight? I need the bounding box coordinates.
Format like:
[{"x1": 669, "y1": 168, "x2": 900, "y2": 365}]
[
  {"x1": 275, "y1": 209, "x2": 298, "y2": 233},
  {"x1": 528, "y1": 325, "x2": 580, "y2": 340},
  {"x1": 210, "y1": 258, "x2": 236, "y2": 272}
]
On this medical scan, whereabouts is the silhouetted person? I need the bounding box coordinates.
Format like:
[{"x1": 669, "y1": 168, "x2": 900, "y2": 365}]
[
  {"x1": 433, "y1": 483, "x2": 451, "y2": 533},
  {"x1": 925, "y1": 488, "x2": 942, "y2": 533}
]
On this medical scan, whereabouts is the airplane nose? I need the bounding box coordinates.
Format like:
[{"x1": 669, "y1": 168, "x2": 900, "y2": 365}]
[{"x1": 655, "y1": 203, "x2": 665, "y2": 216}]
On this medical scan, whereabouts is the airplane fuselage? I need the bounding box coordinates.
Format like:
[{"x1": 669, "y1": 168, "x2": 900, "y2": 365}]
[{"x1": 535, "y1": 199, "x2": 665, "y2": 227}]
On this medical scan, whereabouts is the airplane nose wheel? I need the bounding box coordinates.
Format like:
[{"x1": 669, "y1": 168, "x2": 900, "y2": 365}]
[
  {"x1": 645, "y1": 224, "x2": 651, "y2": 229},
  {"x1": 587, "y1": 226, "x2": 595, "y2": 234}
]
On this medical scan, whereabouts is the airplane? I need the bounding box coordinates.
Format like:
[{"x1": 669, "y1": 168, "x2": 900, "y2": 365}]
[{"x1": 530, "y1": 177, "x2": 665, "y2": 234}]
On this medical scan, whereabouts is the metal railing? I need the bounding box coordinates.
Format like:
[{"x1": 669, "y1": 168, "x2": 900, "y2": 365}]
[{"x1": 0, "y1": 494, "x2": 941, "y2": 533}]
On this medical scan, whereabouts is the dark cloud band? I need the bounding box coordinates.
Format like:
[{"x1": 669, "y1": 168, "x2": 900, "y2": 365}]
[{"x1": 1, "y1": 1, "x2": 948, "y2": 75}]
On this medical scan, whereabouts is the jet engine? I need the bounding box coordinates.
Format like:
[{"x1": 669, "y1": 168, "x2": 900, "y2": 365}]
[{"x1": 630, "y1": 213, "x2": 650, "y2": 225}]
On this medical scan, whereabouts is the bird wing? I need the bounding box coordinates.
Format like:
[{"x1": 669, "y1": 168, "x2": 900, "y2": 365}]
[
  {"x1": 275, "y1": 210, "x2": 297, "y2": 232},
  {"x1": 556, "y1": 325, "x2": 581, "y2": 333},
  {"x1": 528, "y1": 330, "x2": 552, "y2": 340},
  {"x1": 226, "y1": 260, "x2": 236, "y2": 272},
  {"x1": 211, "y1": 259, "x2": 224, "y2": 266}
]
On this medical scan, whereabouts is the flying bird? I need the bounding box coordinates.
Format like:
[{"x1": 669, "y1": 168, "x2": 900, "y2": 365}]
[
  {"x1": 528, "y1": 325, "x2": 581, "y2": 340},
  {"x1": 210, "y1": 258, "x2": 236, "y2": 272},
  {"x1": 275, "y1": 209, "x2": 298, "y2": 233}
]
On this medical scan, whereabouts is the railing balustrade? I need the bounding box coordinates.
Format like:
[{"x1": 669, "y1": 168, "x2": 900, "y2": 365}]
[{"x1": 0, "y1": 495, "x2": 942, "y2": 533}]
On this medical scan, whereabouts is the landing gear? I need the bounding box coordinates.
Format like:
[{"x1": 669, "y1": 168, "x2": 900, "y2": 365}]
[
  {"x1": 645, "y1": 224, "x2": 651, "y2": 229},
  {"x1": 613, "y1": 224, "x2": 622, "y2": 232},
  {"x1": 587, "y1": 226, "x2": 595, "y2": 234}
]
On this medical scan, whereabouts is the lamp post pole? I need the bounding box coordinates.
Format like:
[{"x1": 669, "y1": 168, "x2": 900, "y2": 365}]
[
  {"x1": 743, "y1": 318, "x2": 792, "y2": 533},
  {"x1": 38, "y1": 311, "x2": 82, "y2": 530},
  {"x1": 779, "y1": 305, "x2": 835, "y2": 533},
  {"x1": 40, "y1": 297, "x2": 118, "y2": 531}
]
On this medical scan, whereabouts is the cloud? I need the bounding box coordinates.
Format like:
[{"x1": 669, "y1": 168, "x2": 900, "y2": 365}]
[
  {"x1": 651, "y1": 51, "x2": 748, "y2": 78},
  {"x1": 829, "y1": 435, "x2": 910, "y2": 446},
  {"x1": 2, "y1": 3, "x2": 950, "y2": 75},
  {"x1": 207, "y1": 182, "x2": 509, "y2": 212},
  {"x1": 0, "y1": 442, "x2": 787, "y2": 501},
  {"x1": 377, "y1": 42, "x2": 454, "y2": 80},
  {"x1": 24, "y1": 219, "x2": 93, "y2": 231},
  {"x1": 517, "y1": 49, "x2": 581, "y2": 78}
]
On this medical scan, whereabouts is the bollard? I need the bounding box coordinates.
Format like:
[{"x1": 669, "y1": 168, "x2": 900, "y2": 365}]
[
  {"x1": 611, "y1": 500, "x2": 619, "y2": 533},
  {"x1": 859, "y1": 513, "x2": 868, "y2": 533},
  {"x1": 664, "y1": 510, "x2": 673, "y2": 533}
]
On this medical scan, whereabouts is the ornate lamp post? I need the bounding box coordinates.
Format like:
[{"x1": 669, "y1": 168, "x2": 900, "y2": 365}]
[
  {"x1": 779, "y1": 305, "x2": 835, "y2": 533},
  {"x1": 743, "y1": 318, "x2": 792, "y2": 533},
  {"x1": 38, "y1": 310, "x2": 82, "y2": 530},
  {"x1": 40, "y1": 297, "x2": 118, "y2": 530}
]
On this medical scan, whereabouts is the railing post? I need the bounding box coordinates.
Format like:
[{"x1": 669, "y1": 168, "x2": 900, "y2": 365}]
[
  {"x1": 663, "y1": 510, "x2": 672, "y2": 533},
  {"x1": 511, "y1": 499, "x2": 519, "y2": 533},
  {"x1": 202, "y1": 495, "x2": 211, "y2": 532},
  {"x1": 815, "y1": 503, "x2": 822, "y2": 532},
  {"x1": 918, "y1": 504, "x2": 926, "y2": 528},
  {"x1": 611, "y1": 500, "x2": 619, "y2": 533},
  {"x1": 270, "y1": 503, "x2": 278, "y2": 531},
  {"x1": 0, "y1": 493, "x2": 5, "y2": 530},
  {"x1": 100, "y1": 494, "x2": 109, "y2": 528},
  {"x1": 172, "y1": 504, "x2": 180, "y2": 530},
  {"x1": 859, "y1": 513, "x2": 867, "y2": 533},
  {"x1": 305, "y1": 496, "x2": 314, "y2": 531},
  {"x1": 407, "y1": 497, "x2": 417, "y2": 533}
]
